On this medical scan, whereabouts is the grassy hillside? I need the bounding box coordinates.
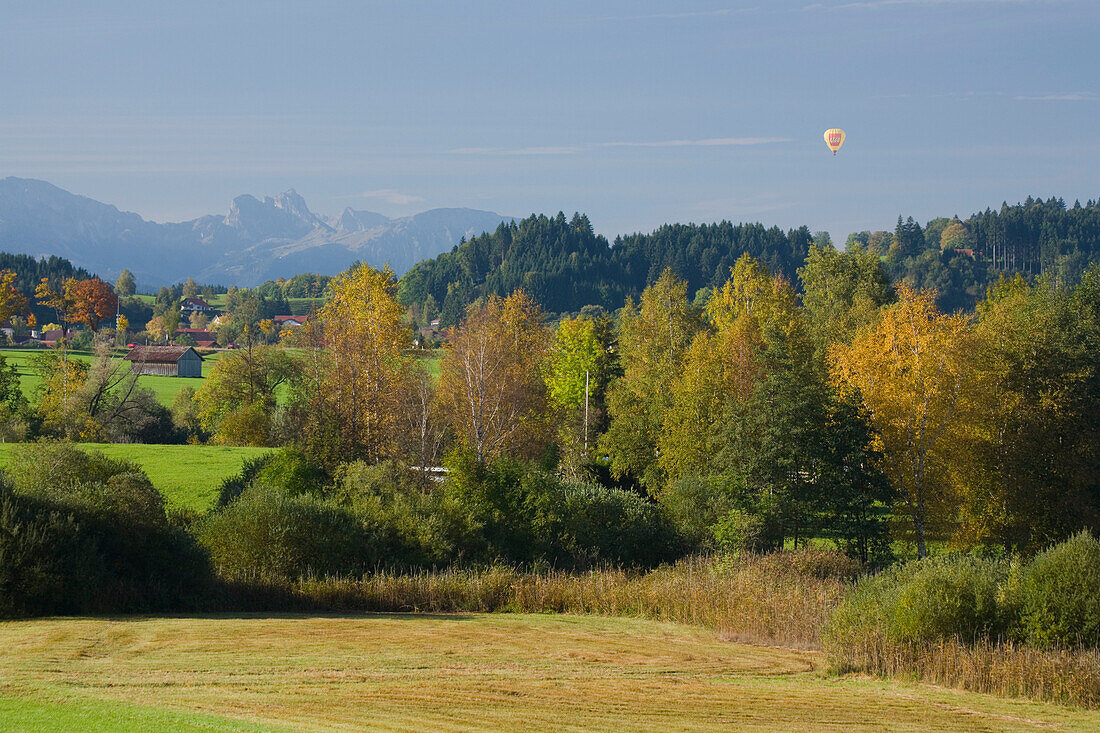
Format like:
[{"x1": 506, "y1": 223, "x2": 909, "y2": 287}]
[
  {"x1": 0, "y1": 614, "x2": 1095, "y2": 732},
  {"x1": 286, "y1": 296, "x2": 325, "y2": 315},
  {"x1": 0, "y1": 442, "x2": 270, "y2": 512},
  {"x1": 0, "y1": 348, "x2": 220, "y2": 407}
]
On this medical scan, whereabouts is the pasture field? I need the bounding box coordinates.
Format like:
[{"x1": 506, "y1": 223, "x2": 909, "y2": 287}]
[
  {"x1": 0, "y1": 614, "x2": 1097, "y2": 732},
  {"x1": 0, "y1": 442, "x2": 270, "y2": 511},
  {"x1": 286, "y1": 296, "x2": 326, "y2": 315},
  {"x1": 0, "y1": 348, "x2": 221, "y2": 407},
  {"x1": 410, "y1": 347, "x2": 443, "y2": 381}
]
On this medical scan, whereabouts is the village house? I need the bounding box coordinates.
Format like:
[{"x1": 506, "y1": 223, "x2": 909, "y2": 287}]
[
  {"x1": 272, "y1": 315, "x2": 307, "y2": 328},
  {"x1": 173, "y1": 328, "x2": 218, "y2": 348},
  {"x1": 32, "y1": 328, "x2": 77, "y2": 347},
  {"x1": 180, "y1": 297, "x2": 216, "y2": 315},
  {"x1": 124, "y1": 345, "x2": 203, "y2": 377}
]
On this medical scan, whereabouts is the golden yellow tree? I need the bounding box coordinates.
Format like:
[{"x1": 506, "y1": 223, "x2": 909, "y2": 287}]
[
  {"x1": 35, "y1": 277, "x2": 73, "y2": 329},
  {"x1": 830, "y1": 285, "x2": 972, "y2": 557},
  {"x1": 437, "y1": 290, "x2": 551, "y2": 462},
  {"x1": 318, "y1": 264, "x2": 411, "y2": 462},
  {"x1": 0, "y1": 270, "x2": 29, "y2": 328}
]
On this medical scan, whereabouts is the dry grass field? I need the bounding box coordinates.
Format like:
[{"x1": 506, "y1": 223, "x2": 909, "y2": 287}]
[{"x1": 2, "y1": 614, "x2": 1098, "y2": 732}]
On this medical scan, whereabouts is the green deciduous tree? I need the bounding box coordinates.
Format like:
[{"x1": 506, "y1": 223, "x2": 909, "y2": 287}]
[
  {"x1": 798, "y1": 244, "x2": 894, "y2": 357},
  {"x1": 195, "y1": 344, "x2": 300, "y2": 446},
  {"x1": 601, "y1": 269, "x2": 700, "y2": 492},
  {"x1": 114, "y1": 269, "x2": 136, "y2": 298}
]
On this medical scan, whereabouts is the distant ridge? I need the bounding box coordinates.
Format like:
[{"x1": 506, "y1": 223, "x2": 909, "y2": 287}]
[{"x1": 0, "y1": 177, "x2": 511, "y2": 287}]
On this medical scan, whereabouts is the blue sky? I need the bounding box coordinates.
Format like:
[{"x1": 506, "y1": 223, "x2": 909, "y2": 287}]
[{"x1": 2, "y1": 0, "x2": 1097, "y2": 241}]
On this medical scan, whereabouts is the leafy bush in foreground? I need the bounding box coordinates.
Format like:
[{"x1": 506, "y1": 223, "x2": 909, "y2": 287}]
[
  {"x1": 445, "y1": 452, "x2": 683, "y2": 568},
  {"x1": 1018, "y1": 531, "x2": 1100, "y2": 647},
  {"x1": 1, "y1": 443, "x2": 211, "y2": 615},
  {"x1": 826, "y1": 555, "x2": 1012, "y2": 651},
  {"x1": 198, "y1": 486, "x2": 385, "y2": 578},
  {"x1": 0, "y1": 484, "x2": 100, "y2": 616}
]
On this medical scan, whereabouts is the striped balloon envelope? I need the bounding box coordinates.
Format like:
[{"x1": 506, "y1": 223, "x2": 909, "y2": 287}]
[{"x1": 824, "y1": 128, "x2": 846, "y2": 155}]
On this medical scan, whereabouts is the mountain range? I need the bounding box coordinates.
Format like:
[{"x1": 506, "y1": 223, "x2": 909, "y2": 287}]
[{"x1": 0, "y1": 177, "x2": 510, "y2": 288}]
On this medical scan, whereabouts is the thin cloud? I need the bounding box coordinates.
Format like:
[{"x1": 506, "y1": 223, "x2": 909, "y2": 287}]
[
  {"x1": 449, "y1": 146, "x2": 583, "y2": 156},
  {"x1": 1015, "y1": 92, "x2": 1097, "y2": 101},
  {"x1": 452, "y1": 137, "x2": 788, "y2": 156},
  {"x1": 822, "y1": 0, "x2": 1072, "y2": 8},
  {"x1": 356, "y1": 189, "x2": 425, "y2": 205},
  {"x1": 600, "y1": 137, "x2": 791, "y2": 148}
]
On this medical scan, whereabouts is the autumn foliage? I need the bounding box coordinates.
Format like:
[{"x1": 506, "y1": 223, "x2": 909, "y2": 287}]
[{"x1": 35, "y1": 276, "x2": 118, "y2": 331}]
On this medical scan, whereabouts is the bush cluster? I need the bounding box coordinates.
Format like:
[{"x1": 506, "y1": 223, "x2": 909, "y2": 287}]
[
  {"x1": 196, "y1": 449, "x2": 684, "y2": 579},
  {"x1": 0, "y1": 443, "x2": 211, "y2": 616},
  {"x1": 826, "y1": 532, "x2": 1100, "y2": 652}
]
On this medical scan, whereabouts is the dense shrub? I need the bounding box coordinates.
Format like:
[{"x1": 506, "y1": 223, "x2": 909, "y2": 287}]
[
  {"x1": 216, "y1": 452, "x2": 275, "y2": 506},
  {"x1": 887, "y1": 556, "x2": 1010, "y2": 643},
  {"x1": 712, "y1": 510, "x2": 770, "y2": 555},
  {"x1": 826, "y1": 555, "x2": 1012, "y2": 649},
  {"x1": 658, "y1": 475, "x2": 736, "y2": 552},
  {"x1": 5, "y1": 442, "x2": 141, "y2": 496},
  {"x1": 253, "y1": 447, "x2": 329, "y2": 498},
  {"x1": 0, "y1": 484, "x2": 101, "y2": 616},
  {"x1": 530, "y1": 479, "x2": 682, "y2": 568},
  {"x1": 1018, "y1": 531, "x2": 1100, "y2": 647},
  {"x1": 198, "y1": 486, "x2": 385, "y2": 578},
  {"x1": 1, "y1": 443, "x2": 211, "y2": 614},
  {"x1": 334, "y1": 460, "x2": 460, "y2": 567},
  {"x1": 445, "y1": 452, "x2": 684, "y2": 568}
]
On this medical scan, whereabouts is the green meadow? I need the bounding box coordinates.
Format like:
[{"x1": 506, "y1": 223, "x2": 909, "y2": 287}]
[
  {"x1": 0, "y1": 348, "x2": 222, "y2": 407},
  {"x1": 0, "y1": 442, "x2": 270, "y2": 512}
]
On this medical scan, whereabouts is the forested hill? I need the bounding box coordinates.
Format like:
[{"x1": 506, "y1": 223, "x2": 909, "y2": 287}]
[
  {"x1": 398, "y1": 198, "x2": 1100, "y2": 320},
  {"x1": 0, "y1": 252, "x2": 97, "y2": 296},
  {"x1": 396, "y1": 212, "x2": 813, "y2": 323},
  {"x1": 860, "y1": 196, "x2": 1100, "y2": 312}
]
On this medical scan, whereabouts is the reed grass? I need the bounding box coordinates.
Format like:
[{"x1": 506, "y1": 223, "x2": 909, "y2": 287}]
[
  {"x1": 826, "y1": 630, "x2": 1100, "y2": 708},
  {"x1": 216, "y1": 551, "x2": 854, "y2": 649}
]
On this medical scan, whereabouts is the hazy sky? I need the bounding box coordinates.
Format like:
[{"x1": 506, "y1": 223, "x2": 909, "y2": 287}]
[{"x1": 3, "y1": 0, "x2": 1097, "y2": 241}]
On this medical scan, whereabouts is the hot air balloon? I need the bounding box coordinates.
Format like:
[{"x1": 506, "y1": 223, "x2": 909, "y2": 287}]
[{"x1": 824, "y1": 128, "x2": 846, "y2": 155}]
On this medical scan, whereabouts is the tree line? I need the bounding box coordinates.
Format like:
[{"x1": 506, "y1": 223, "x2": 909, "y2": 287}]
[
  {"x1": 179, "y1": 251, "x2": 1099, "y2": 563},
  {"x1": 397, "y1": 198, "x2": 1100, "y2": 325}
]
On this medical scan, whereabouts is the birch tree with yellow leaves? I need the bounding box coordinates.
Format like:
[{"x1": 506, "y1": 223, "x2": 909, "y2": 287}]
[
  {"x1": 437, "y1": 290, "x2": 551, "y2": 463},
  {"x1": 830, "y1": 285, "x2": 972, "y2": 558},
  {"x1": 318, "y1": 264, "x2": 412, "y2": 462}
]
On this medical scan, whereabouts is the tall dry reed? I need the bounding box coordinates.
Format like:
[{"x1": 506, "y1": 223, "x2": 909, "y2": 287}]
[
  {"x1": 219, "y1": 551, "x2": 855, "y2": 649},
  {"x1": 826, "y1": 629, "x2": 1100, "y2": 708}
]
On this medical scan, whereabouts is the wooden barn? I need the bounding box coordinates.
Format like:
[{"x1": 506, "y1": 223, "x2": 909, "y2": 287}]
[{"x1": 124, "y1": 345, "x2": 204, "y2": 378}]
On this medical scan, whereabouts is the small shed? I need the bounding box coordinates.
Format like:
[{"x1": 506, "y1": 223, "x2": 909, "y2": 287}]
[{"x1": 124, "y1": 345, "x2": 204, "y2": 378}]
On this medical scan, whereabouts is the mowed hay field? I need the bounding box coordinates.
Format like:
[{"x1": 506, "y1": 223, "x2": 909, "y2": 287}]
[
  {"x1": 0, "y1": 443, "x2": 270, "y2": 511},
  {"x1": 1, "y1": 615, "x2": 1098, "y2": 733}
]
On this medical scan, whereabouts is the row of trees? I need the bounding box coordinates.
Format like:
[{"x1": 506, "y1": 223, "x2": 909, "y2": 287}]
[{"x1": 191, "y1": 253, "x2": 1099, "y2": 562}]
